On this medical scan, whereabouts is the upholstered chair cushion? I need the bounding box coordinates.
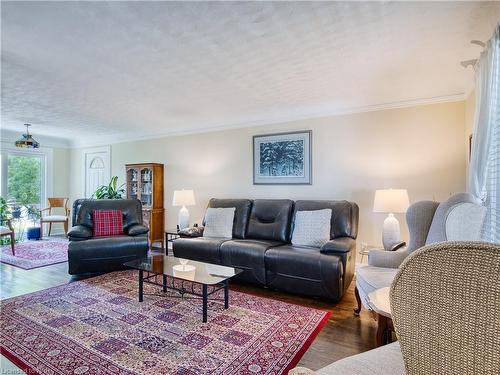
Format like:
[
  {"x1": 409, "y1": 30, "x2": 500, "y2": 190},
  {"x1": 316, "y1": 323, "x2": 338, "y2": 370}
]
[
  {"x1": 405, "y1": 200, "x2": 439, "y2": 253},
  {"x1": 0, "y1": 226, "x2": 12, "y2": 235},
  {"x1": 425, "y1": 193, "x2": 481, "y2": 245},
  {"x1": 290, "y1": 342, "x2": 404, "y2": 375},
  {"x1": 292, "y1": 209, "x2": 332, "y2": 247}
]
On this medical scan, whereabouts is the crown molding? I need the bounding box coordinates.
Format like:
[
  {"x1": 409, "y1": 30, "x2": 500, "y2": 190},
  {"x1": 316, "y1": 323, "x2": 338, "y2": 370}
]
[{"x1": 69, "y1": 93, "x2": 466, "y2": 148}]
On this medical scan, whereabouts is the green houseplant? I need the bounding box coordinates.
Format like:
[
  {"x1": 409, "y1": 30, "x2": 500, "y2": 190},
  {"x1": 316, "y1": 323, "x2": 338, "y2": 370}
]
[{"x1": 92, "y1": 176, "x2": 125, "y2": 199}]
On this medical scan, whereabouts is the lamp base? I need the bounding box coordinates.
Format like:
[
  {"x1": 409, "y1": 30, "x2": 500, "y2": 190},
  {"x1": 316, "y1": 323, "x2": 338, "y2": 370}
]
[
  {"x1": 178, "y1": 206, "x2": 190, "y2": 230},
  {"x1": 382, "y1": 213, "x2": 401, "y2": 250}
]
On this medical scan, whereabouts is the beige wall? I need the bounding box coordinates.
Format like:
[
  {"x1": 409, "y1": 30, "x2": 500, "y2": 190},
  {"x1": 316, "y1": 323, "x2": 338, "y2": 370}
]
[
  {"x1": 53, "y1": 147, "x2": 71, "y2": 198},
  {"x1": 70, "y1": 100, "x2": 467, "y2": 247}
]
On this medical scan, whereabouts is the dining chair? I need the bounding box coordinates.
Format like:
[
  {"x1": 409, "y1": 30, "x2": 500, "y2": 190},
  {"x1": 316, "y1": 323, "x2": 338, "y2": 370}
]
[
  {"x1": 0, "y1": 219, "x2": 15, "y2": 255},
  {"x1": 40, "y1": 197, "x2": 70, "y2": 237}
]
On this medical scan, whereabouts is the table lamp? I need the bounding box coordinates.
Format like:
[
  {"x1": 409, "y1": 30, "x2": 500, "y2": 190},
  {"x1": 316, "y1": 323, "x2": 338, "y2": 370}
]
[
  {"x1": 373, "y1": 189, "x2": 410, "y2": 250},
  {"x1": 172, "y1": 189, "x2": 195, "y2": 230}
]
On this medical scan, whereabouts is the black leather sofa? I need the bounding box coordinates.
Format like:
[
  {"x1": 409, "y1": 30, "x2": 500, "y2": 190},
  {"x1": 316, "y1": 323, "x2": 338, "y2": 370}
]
[
  {"x1": 67, "y1": 199, "x2": 149, "y2": 275},
  {"x1": 173, "y1": 198, "x2": 359, "y2": 301}
]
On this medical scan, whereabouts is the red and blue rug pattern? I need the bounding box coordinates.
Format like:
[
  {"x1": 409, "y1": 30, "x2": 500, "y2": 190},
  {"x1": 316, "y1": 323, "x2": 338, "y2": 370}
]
[
  {"x1": 0, "y1": 270, "x2": 330, "y2": 374},
  {"x1": 0, "y1": 237, "x2": 68, "y2": 270}
]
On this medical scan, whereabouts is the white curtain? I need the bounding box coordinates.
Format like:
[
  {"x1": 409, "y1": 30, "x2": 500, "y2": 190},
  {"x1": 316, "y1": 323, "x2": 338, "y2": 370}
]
[{"x1": 468, "y1": 24, "x2": 500, "y2": 243}]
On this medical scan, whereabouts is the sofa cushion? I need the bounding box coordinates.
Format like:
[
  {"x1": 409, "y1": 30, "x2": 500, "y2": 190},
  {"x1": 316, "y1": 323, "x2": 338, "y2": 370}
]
[
  {"x1": 246, "y1": 199, "x2": 294, "y2": 242},
  {"x1": 172, "y1": 237, "x2": 229, "y2": 264},
  {"x1": 293, "y1": 200, "x2": 359, "y2": 239},
  {"x1": 92, "y1": 209, "x2": 124, "y2": 237},
  {"x1": 219, "y1": 239, "x2": 283, "y2": 284},
  {"x1": 203, "y1": 207, "x2": 235, "y2": 238},
  {"x1": 265, "y1": 245, "x2": 344, "y2": 300},
  {"x1": 205, "y1": 199, "x2": 252, "y2": 239},
  {"x1": 292, "y1": 209, "x2": 332, "y2": 247}
]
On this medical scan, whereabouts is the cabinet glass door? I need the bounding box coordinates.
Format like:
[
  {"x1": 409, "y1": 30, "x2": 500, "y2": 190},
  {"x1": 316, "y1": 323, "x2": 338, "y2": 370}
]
[
  {"x1": 140, "y1": 168, "x2": 153, "y2": 207},
  {"x1": 127, "y1": 168, "x2": 139, "y2": 200}
]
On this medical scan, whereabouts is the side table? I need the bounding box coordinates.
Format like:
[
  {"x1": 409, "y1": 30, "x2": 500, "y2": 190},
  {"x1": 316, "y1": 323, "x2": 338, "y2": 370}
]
[
  {"x1": 367, "y1": 287, "x2": 394, "y2": 347},
  {"x1": 164, "y1": 229, "x2": 180, "y2": 256}
]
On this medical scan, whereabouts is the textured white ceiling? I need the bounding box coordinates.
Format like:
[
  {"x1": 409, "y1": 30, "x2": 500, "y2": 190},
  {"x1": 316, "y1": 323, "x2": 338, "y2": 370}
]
[{"x1": 1, "y1": 1, "x2": 499, "y2": 146}]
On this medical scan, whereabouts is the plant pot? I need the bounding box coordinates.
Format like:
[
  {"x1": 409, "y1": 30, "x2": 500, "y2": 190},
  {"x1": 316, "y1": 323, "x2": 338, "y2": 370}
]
[
  {"x1": 27, "y1": 227, "x2": 41, "y2": 240},
  {"x1": 12, "y1": 209, "x2": 21, "y2": 219}
]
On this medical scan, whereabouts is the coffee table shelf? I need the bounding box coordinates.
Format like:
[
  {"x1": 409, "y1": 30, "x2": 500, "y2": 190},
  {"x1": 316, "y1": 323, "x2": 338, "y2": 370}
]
[{"x1": 124, "y1": 255, "x2": 243, "y2": 322}]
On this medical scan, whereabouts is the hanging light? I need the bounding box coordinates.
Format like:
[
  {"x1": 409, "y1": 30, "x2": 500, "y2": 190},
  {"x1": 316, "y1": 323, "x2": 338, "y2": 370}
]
[{"x1": 15, "y1": 123, "x2": 40, "y2": 148}]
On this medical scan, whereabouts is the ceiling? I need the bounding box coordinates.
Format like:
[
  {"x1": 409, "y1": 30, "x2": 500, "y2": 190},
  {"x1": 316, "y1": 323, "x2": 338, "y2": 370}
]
[{"x1": 1, "y1": 1, "x2": 499, "y2": 146}]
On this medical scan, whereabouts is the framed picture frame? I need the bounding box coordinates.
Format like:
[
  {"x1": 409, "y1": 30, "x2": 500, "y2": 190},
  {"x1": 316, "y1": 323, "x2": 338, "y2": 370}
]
[{"x1": 253, "y1": 130, "x2": 312, "y2": 185}]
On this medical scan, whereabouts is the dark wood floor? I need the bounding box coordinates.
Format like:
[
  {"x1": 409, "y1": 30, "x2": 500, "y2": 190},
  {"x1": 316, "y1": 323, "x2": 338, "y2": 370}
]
[{"x1": 0, "y1": 258, "x2": 377, "y2": 373}]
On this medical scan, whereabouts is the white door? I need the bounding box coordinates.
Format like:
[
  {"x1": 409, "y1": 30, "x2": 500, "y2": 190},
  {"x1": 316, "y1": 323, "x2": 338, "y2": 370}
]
[{"x1": 84, "y1": 147, "x2": 110, "y2": 198}]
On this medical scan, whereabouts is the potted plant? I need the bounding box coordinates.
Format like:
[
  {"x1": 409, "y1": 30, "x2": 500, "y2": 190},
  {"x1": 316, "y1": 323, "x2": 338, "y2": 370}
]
[
  {"x1": 26, "y1": 205, "x2": 42, "y2": 240},
  {"x1": 92, "y1": 176, "x2": 125, "y2": 199}
]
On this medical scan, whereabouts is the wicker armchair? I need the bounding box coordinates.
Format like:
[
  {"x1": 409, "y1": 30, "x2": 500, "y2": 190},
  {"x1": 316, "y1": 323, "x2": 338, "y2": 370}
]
[{"x1": 290, "y1": 241, "x2": 500, "y2": 374}]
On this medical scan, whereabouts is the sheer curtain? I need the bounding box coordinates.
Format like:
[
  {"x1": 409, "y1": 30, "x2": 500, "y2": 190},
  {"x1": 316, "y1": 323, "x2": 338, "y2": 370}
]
[{"x1": 469, "y1": 24, "x2": 500, "y2": 243}]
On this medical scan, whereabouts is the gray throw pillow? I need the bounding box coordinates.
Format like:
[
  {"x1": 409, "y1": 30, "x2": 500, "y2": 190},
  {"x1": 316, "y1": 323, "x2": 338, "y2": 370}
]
[
  {"x1": 203, "y1": 207, "x2": 235, "y2": 238},
  {"x1": 292, "y1": 209, "x2": 332, "y2": 247}
]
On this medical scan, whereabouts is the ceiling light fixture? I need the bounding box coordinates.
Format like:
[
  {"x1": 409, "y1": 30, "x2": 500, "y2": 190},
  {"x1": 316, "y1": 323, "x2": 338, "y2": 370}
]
[{"x1": 15, "y1": 123, "x2": 40, "y2": 148}]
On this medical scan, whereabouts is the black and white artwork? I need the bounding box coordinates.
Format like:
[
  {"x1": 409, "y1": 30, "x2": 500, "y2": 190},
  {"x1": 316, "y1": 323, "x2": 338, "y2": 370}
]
[{"x1": 253, "y1": 130, "x2": 312, "y2": 185}]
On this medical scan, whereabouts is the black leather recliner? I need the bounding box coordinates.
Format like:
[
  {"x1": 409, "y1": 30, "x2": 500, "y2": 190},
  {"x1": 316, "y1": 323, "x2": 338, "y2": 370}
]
[
  {"x1": 173, "y1": 198, "x2": 359, "y2": 301},
  {"x1": 67, "y1": 199, "x2": 149, "y2": 275}
]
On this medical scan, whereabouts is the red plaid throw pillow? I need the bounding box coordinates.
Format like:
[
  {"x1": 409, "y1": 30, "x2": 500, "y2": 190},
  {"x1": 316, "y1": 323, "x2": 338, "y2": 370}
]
[{"x1": 92, "y1": 209, "x2": 124, "y2": 237}]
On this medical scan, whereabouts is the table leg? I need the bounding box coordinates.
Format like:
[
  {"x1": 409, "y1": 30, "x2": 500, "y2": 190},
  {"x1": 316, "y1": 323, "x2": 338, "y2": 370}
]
[
  {"x1": 202, "y1": 284, "x2": 208, "y2": 323},
  {"x1": 138, "y1": 270, "x2": 144, "y2": 302},
  {"x1": 165, "y1": 233, "x2": 168, "y2": 256},
  {"x1": 224, "y1": 280, "x2": 229, "y2": 309},
  {"x1": 163, "y1": 275, "x2": 167, "y2": 293},
  {"x1": 376, "y1": 314, "x2": 388, "y2": 347}
]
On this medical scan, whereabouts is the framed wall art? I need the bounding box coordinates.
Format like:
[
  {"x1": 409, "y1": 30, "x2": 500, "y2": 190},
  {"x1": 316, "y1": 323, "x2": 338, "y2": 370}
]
[{"x1": 253, "y1": 130, "x2": 312, "y2": 185}]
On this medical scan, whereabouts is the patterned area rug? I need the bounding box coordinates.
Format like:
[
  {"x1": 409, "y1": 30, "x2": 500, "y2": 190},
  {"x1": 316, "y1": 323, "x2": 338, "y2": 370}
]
[
  {"x1": 0, "y1": 237, "x2": 68, "y2": 270},
  {"x1": 0, "y1": 270, "x2": 330, "y2": 374}
]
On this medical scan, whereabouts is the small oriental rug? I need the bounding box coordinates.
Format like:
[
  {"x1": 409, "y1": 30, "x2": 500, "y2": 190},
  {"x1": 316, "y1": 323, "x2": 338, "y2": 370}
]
[
  {"x1": 0, "y1": 270, "x2": 330, "y2": 374},
  {"x1": 0, "y1": 237, "x2": 68, "y2": 270}
]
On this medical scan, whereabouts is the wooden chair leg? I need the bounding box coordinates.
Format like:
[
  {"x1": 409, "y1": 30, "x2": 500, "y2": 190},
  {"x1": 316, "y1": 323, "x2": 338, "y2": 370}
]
[
  {"x1": 10, "y1": 232, "x2": 15, "y2": 256},
  {"x1": 64, "y1": 220, "x2": 68, "y2": 237},
  {"x1": 354, "y1": 286, "x2": 362, "y2": 316},
  {"x1": 49, "y1": 223, "x2": 52, "y2": 236}
]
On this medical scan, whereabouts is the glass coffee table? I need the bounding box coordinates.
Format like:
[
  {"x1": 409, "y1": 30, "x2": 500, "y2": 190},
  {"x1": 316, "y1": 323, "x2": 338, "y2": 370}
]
[{"x1": 124, "y1": 255, "x2": 243, "y2": 322}]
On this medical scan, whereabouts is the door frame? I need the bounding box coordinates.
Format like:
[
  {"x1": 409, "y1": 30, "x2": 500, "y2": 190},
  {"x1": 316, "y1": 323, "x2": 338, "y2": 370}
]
[
  {"x1": 83, "y1": 146, "x2": 111, "y2": 198},
  {"x1": 0, "y1": 144, "x2": 53, "y2": 207}
]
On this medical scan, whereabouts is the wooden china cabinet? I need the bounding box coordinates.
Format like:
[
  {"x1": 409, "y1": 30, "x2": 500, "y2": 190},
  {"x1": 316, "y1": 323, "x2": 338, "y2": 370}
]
[{"x1": 125, "y1": 163, "x2": 164, "y2": 249}]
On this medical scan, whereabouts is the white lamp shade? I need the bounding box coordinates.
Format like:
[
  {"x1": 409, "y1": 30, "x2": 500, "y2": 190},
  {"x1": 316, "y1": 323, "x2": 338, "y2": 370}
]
[
  {"x1": 373, "y1": 189, "x2": 410, "y2": 213},
  {"x1": 172, "y1": 189, "x2": 195, "y2": 206}
]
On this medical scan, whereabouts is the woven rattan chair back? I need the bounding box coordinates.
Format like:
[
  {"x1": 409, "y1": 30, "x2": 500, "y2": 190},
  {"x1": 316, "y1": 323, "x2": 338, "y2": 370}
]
[{"x1": 390, "y1": 241, "x2": 500, "y2": 375}]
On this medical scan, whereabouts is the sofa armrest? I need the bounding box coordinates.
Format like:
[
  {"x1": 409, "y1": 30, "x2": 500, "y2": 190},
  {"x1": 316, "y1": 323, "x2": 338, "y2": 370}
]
[
  {"x1": 320, "y1": 237, "x2": 356, "y2": 254},
  {"x1": 68, "y1": 225, "x2": 92, "y2": 240},
  {"x1": 127, "y1": 224, "x2": 149, "y2": 236},
  {"x1": 368, "y1": 248, "x2": 409, "y2": 268},
  {"x1": 178, "y1": 226, "x2": 204, "y2": 238}
]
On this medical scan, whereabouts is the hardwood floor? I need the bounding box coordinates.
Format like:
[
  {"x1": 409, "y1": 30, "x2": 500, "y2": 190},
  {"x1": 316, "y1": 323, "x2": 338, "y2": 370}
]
[{"x1": 0, "y1": 259, "x2": 377, "y2": 373}]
